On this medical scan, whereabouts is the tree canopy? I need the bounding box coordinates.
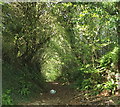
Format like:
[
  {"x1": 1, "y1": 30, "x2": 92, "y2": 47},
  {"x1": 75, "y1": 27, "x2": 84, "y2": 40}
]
[{"x1": 2, "y1": 1, "x2": 120, "y2": 105}]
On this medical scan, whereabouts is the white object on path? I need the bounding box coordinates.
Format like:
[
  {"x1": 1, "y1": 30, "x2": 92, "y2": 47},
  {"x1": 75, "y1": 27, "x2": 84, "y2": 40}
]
[{"x1": 50, "y1": 89, "x2": 56, "y2": 94}]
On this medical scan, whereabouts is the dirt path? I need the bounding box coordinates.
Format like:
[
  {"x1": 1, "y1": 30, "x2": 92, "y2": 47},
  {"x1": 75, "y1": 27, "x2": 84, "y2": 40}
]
[
  {"x1": 26, "y1": 82, "x2": 77, "y2": 105},
  {"x1": 22, "y1": 82, "x2": 120, "y2": 105}
]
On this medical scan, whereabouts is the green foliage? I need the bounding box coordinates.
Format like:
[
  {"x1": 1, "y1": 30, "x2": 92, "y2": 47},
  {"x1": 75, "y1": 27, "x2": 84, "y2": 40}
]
[
  {"x1": 18, "y1": 78, "x2": 31, "y2": 96},
  {"x1": 93, "y1": 84, "x2": 104, "y2": 95},
  {"x1": 103, "y1": 80, "x2": 116, "y2": 91},
  {"x1": 2, "y1": 89, "x2": 13, "y2": 105},
  {"x1": 93, "y1": 80, "x2": 117, "y2": 95},
  {"x1": 91, "y1": 47, "x2": 119, "y2": 95},
  {"x1": 70, "y1": 66, "x2": 103, "y2": 91},
  {"x1": 81, "y1": 79, "x2": 93, "y2": 90},
  {"x1": 99, "y1": 46, "x2": 118, "y2": 69},
  {"x1": 2, "y1": 62, "x2": 45, "y2": 104},
  {"x1": 2, "y1": 2, "x2": 119, "y2": 104},
  {"x1": 18, "y1": 87, "x2": 30, "y2": 96}
]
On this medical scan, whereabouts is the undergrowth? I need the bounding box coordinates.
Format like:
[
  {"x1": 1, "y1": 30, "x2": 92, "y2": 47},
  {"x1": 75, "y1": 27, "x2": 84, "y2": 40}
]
[
  {"x1": 2, "y1": 62, "x2": 45, "y2": 105},
  {"x1": 70, "y1": 46, "x2": 118, "y2": 95}
]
